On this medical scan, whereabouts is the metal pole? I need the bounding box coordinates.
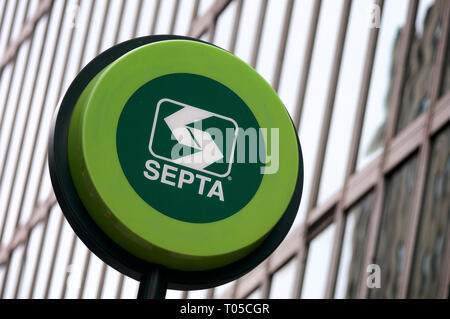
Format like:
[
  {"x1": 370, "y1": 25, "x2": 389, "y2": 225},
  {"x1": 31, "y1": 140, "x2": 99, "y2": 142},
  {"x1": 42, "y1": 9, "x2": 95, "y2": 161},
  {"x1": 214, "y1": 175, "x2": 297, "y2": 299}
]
[{"x1": 137, "y1": 268, "x2": 167, "y2": 299}]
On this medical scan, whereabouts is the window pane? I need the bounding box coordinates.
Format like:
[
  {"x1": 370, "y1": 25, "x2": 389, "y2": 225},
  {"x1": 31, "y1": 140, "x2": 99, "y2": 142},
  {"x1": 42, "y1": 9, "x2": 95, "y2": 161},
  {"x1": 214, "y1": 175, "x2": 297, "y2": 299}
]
[
  {"x1": 335, "y1": 192, "x2": 375, "y2": 299},
  {"x1": 357, "y1": 0, "x2": 409, "y2": 170},
  {"x1": 396, "y1": 0, "x2": 445, "y2": 134},
  {"x1": 297, "y1": 0, "x2": 343, "y2": 222},
  {"x1": 317, "y1": 0, "x2": 372, "y2": 204},
  {"x1": 269, "y1": 258, "x2": 297, "y2": 299},
  {"x1": 301, "y1": 223, "x2": 336, "y2": 298},
  {"x1": 370, "y1": 155, "x2": 419, "y2": 298},
  {"x1": 409, "y1": 125, "x2": 450, "y2": 298}
]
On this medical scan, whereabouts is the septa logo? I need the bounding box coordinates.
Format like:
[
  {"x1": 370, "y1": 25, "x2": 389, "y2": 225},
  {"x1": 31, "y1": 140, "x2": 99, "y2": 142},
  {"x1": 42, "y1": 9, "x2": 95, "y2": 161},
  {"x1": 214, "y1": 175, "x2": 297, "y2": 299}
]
[{"x1": 149, "y1": 99, "x2": 238, "y2": 178}]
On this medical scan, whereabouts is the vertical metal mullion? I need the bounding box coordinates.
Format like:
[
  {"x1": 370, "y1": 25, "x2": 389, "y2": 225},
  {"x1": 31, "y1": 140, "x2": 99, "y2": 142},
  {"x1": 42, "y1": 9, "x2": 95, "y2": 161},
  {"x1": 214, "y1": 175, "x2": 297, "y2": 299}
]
[
  {"x1": 131, "y1": 0, "x2": 144, "y2": 38},
  {"x1": 271, "y1": 0, "x2": 294, "y2": 92},
  {"x1": 11, "y1": 235, "x2": 31, "y2": 298},
  {"x1": 26, "y1": 205, "x2": 54, "y2": 298},
  {"x1": 10, "y1": 0, "x2": 67, "y2": 242},
  {"x1": 3, "y1": 0, "x2": 20, "y2": 45},
  {"x1": 41, "y1": 214, "x2": 64, "y2": 299},
  {"x1": 0, "y1": 0, "x2": 31, "y2": 192},
  {"x1": 228, "y1": 0, "x2": 242, "y2": 54},
  {"x1": 76, "y1": 251, "x2": 91, "y2": 299},
  {"x1": 61, "y1": 0, "x2": 113, "y2": 299},
  {"x1": 205, "y1": 288, "x2": 214, "y2": 299},
  {"x1": 358, "y1": 0, "x2": 419, "y2": 299},
  {"x1": 32, "y1": 136, "x2": 64, "y2": 297},
  {"x1": 190, "y1": 0, "x2": 200, "y2": 27},
  {"x1": 324, "y1": 0, "x2": 385, "y2": 299},
  {"x1": 11, "y1": 196, "x2": 55, "y2": 298},
  {"x1": 439, "y1": 225, "x2": 450, "y2": 298},
  {"x1": 0, "y1": 0, "x2": 10, "y2": 37},
  {"x1": 149, "y1": 0, "x2": 161, "y2": 35},
  {"x1": 0, "y1": 0, "x2": 19, "y2": 55},
  {"x1": 169, "y1": 0, "x2": 180, "y2": 34},
  {"x1": 0, "y1": 0, "x2": 32, "y2": 173},
  {"x1": 25, "y1": 0, "x2": 80, "y2": 300},
  {"x1": 397, "y1": 0, "x2": 450, "y2": 299},
  {"x1": 0, "y1": 0, "x2": 20, "y2": 125},
  {"x1": 207, "y1": 18, "x2": 216, "y2": 43},
  {"x1": 43, "y1": 0, "x2": 96, "y2": 300},
  {"x1": 76, "y1": 251, "x2": 92, "y2": 299},
  {"x1": 95, "y1": 264, "x2": 108, "y2": 299},
  {"x1": 112, "y1": 0, "x2": 126, "y2": 45},
  {"x1": 15, "y1": 1, "x2": 76, "y2": 299},
  {"x1": 249, "y1": 0, "x2": 268, "y2": 68},
  {"x1": 292, "y1": 229, "x2": 307, "y2": 298},
  {"x1": 0, "y1": 0, "x2": 51, "y2": 299},
  {"x1": 0, "y1": 2, "x2": 47, "y2": 242},
  {"x1": 261, "y1": 263, "x2": 271, "y2": 299},
  {"x1": 95, "y1": 0, "x2": 111, "y2": 55},
  {"x1": 292, "y1": 0, "x2": 321, "y2": 130},
  {"x1": 1, "y1": 0, "x2": 59, "y2": 257},
  {"x1": 114, "y1": 273, "x2": 125, "y2": 299},
  {"x1": 305, "y1": 0, "x2": 352, "y2": 214},
  {"x1": 60, "y1": 236, "x2": 77, "y2": 299}
]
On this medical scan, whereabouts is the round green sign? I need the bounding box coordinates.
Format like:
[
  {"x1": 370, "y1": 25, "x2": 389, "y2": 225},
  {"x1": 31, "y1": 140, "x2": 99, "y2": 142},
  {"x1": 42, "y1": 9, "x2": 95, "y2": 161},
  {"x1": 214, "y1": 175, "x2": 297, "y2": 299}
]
[{"x1": 66, "y1": 39, "x2": 299, "y2": 271}]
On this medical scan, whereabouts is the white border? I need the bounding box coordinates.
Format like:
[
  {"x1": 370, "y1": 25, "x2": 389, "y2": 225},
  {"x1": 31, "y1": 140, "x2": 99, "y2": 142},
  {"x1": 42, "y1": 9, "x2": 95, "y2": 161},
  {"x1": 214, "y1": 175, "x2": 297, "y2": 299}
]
[{"x1": 148, "y1": 98, "x2": 239, "y2": 178}]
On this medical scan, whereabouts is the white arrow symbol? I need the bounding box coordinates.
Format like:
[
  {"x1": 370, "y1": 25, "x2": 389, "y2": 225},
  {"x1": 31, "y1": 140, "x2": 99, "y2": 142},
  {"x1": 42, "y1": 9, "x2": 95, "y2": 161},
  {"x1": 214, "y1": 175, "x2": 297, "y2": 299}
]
[{"x1": 164, "y1": 105, "x2": 224, "y2": 170}]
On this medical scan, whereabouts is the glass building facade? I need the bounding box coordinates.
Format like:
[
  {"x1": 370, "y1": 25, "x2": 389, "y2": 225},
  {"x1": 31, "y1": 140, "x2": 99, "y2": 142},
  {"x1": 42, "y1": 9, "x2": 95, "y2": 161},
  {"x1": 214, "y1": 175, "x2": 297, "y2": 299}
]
[{"x1": 0, "y1": 0, "x2": 448, "y2": 299}]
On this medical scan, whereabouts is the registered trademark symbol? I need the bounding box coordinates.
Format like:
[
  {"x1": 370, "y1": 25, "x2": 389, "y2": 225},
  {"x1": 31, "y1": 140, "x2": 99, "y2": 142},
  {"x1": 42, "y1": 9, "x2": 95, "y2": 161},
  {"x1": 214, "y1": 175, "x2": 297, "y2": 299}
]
[{"x1": 227, "y1": 176, "x2": 232, "y2": 181}]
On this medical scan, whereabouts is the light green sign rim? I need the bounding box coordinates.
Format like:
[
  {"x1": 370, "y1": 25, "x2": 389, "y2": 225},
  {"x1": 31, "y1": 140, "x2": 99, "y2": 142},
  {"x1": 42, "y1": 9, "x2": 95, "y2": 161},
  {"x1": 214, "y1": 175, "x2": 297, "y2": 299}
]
[{"x1": 68, "y1": 40, "x2": 299, "y2": 270}]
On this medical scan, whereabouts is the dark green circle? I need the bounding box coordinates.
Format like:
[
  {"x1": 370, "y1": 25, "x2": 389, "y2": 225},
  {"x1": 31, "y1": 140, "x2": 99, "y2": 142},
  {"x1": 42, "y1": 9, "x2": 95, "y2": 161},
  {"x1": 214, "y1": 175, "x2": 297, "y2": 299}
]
[{"x1": 116, "y1": 73, "x2": 264, "y2": 223}]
